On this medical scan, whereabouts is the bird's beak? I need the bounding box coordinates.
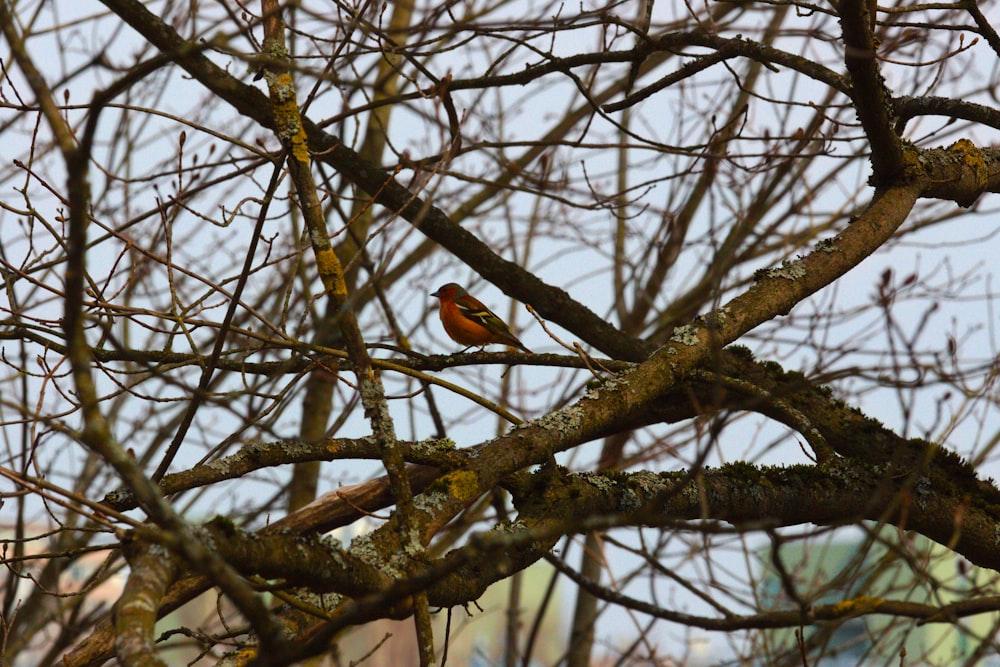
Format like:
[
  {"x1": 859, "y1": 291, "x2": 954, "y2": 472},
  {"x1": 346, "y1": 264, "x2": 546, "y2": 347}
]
[{"x1": 430, "y1": 289, "x2": 440, "y2": 297}]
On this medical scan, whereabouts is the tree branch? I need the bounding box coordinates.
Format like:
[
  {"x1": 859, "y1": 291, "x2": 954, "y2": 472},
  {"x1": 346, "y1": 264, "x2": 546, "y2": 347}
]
[{"x1": 838, "y1": 0, "x2": 906, "y2": 182}]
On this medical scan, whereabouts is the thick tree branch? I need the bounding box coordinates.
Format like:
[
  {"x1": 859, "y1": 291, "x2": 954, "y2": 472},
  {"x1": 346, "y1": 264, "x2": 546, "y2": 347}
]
[
  {"x1": 199, "y1": 518, "x2": 390, "y2": 596},
  {"x1": 510, "y1": 460, "x2": 1000, "y2": 572},
  {"x1": 115, "y1": 540, "x2": 178, "y2": 667}
]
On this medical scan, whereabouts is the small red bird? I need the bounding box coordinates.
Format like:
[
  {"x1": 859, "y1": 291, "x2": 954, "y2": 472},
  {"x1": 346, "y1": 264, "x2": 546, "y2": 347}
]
[{"x1": 430, "y1": 283, "x2": 531, "y2": 353}]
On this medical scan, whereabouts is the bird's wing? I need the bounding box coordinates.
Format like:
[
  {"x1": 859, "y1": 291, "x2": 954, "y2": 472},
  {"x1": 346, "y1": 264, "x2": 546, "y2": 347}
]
[{"x1": 454, "y1": 299, "x2": 514, "y2": 336}]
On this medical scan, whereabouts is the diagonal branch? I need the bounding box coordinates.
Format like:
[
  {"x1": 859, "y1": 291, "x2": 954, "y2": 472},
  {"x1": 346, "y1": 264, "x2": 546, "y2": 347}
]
[
  {"x1": 838, "y1": 0, "x2": 905, "y2": 182},
  {"x1": 94, "y1": 0, "x2": 650, "y2": 361}
]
